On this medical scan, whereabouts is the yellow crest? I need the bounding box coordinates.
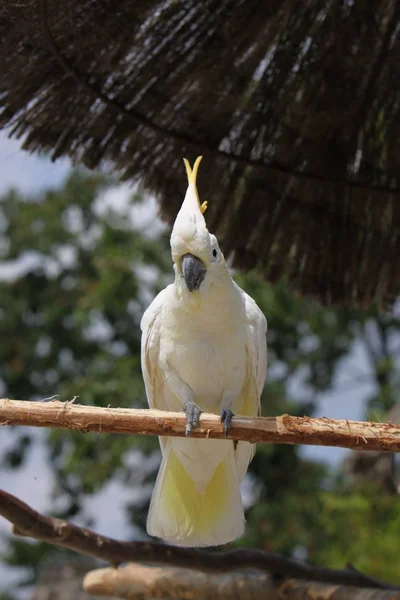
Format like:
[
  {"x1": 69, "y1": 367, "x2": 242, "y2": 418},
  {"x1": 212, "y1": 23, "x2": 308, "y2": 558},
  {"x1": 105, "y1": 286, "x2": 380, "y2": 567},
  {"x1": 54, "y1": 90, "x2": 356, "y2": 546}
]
[{"x1": 182, "y1": 156, "x2": 207, "y2": 214}]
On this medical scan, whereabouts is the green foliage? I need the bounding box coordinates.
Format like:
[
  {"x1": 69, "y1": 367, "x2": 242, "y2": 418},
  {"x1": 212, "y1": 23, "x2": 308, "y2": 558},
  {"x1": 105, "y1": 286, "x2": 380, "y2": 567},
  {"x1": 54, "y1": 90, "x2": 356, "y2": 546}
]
[
  {"x1": 0, "y1": 172, "x2": 171, "y2": 512},
  {"x1": 1, "y1": 171, "x2": 400, "y2": 592},
  {"x1": 314, "y1": 484, "x2": 400, "y2": 583}
]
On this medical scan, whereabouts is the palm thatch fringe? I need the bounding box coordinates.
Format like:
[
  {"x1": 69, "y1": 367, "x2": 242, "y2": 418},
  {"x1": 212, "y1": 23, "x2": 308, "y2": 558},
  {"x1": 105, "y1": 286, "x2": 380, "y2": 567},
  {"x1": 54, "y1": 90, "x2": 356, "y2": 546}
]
[{"x1": 1, "y1": 0, "x2": 400, "y2": 306}]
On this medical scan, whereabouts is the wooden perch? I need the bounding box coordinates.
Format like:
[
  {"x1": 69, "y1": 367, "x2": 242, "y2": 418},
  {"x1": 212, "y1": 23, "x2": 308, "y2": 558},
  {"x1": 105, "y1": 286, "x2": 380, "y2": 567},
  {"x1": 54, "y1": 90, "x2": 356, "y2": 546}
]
[
  {"x1": 0, "y1": 488, "x2": 397, "y2": 592},
  {"x1": 83, "y1": 563, "x2": 400, "y2": 600},
  {"x1": 1, "y1": 398, "x2": 400, "y2": 452}
]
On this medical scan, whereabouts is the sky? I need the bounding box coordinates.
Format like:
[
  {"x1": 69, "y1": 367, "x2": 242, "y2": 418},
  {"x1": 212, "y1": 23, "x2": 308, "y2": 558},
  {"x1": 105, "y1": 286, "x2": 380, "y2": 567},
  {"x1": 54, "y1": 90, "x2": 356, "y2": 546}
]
[{"x1": 0, "y1": 130, "x2": 379, "y2": 596}]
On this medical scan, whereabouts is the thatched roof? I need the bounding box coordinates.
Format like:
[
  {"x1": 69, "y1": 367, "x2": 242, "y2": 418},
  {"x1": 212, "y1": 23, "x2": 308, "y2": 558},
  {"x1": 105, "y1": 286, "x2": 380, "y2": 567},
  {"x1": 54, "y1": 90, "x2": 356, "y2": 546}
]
[{"x1": 1, "y1": 0, "x2": 400, "y2": 307}]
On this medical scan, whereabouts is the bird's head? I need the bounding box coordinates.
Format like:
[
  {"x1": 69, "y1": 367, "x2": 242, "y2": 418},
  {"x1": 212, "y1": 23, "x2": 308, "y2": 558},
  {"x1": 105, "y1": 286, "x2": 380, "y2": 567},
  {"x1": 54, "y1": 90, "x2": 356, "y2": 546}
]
[{"x1": 170, "y1": 156, "x2": 227, "y2": 293}]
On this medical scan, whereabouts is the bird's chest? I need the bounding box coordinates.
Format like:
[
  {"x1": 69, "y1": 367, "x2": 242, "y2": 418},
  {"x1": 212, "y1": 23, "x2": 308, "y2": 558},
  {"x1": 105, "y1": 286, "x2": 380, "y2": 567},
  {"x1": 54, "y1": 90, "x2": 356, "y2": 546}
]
[{"x1": 161, "y1": 305, "x2": 248, "y2": 410}]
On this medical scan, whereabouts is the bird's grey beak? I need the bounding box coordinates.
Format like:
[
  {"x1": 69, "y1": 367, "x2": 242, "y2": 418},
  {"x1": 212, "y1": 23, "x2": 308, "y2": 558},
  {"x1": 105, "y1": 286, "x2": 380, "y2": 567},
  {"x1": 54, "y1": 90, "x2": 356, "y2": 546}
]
[{"x1": 181, "y1": 253, "x2": 206, "y2": 292}]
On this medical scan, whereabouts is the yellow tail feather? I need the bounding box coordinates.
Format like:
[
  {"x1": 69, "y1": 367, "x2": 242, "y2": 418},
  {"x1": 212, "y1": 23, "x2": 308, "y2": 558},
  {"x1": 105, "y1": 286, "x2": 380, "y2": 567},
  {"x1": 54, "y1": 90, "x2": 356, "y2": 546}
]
[
  {"x1": 147, "y1": 444, "x2": 245, "y2": 547},
  {"x1": 164, "y1": 449, "x2": 227, "y2": 536}
]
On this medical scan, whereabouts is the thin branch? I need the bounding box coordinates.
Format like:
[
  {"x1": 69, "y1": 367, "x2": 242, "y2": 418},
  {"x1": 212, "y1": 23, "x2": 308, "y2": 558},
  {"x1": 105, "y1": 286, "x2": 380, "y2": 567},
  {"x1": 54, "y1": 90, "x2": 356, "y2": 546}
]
[
  {"x1": 0, "y1": 489, "x2": 397, "y2": 591},
  {"x1": 1, "y1": 399, "x2": 400, "y2": 452},
  {"x1": 83, "y1": 564, "x2": 400, "y2": 600}
]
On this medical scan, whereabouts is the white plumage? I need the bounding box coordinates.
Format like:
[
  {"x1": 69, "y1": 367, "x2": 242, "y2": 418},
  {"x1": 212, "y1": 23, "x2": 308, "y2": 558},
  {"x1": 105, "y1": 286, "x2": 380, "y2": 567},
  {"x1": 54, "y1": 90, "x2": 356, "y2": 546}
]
[{"x1": 141, "y1": 156, "x2": 267, "y2": 546}]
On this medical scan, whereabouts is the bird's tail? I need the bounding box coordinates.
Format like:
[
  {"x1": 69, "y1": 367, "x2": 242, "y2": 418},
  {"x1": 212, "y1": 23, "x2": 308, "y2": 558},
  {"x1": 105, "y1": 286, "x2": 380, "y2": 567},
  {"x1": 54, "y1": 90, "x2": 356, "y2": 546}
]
[{"x1": 147, "y1": 441, "x2": 245, "y2": 547}]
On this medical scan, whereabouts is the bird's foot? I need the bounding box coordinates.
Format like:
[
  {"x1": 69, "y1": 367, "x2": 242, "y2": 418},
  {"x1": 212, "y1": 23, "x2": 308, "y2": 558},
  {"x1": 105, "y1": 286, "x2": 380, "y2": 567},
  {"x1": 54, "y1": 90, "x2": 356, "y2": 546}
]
[
  {"x1": 183, "y1": 400, "x2": 202, "y2": 436},
  {"x1": 220, "y1": 408, "x2": 235, "y2": 438}
]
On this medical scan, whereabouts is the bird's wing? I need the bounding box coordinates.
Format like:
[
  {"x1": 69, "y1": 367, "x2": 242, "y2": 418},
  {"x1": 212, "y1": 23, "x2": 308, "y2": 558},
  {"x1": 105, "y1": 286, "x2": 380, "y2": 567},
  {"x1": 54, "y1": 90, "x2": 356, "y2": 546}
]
[
  {"x1": 140, "y1": 287, "x2": 169, "y2": 413},
  {"x1": 243, "y1": 290, "x2": 268, "y2": 414},
  {"x1": 141, "y1": 287, "x2": 173, "y2": 453},
  {"x1": 234, "y1": 289, "x2": 268, "y2": 483}
]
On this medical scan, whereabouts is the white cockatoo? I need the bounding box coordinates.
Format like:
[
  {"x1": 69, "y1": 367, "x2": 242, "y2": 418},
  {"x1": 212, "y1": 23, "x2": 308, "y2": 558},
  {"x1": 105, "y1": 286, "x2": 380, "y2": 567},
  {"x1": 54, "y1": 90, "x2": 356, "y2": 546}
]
[{"x1": 140, "y1": 156, "x2": 267, "y2": 547}]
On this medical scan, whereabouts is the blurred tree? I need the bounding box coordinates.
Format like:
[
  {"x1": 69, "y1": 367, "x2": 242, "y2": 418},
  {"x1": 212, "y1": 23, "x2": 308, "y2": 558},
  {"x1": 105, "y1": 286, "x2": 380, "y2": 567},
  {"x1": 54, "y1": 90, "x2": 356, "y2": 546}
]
[
  {"x1": 314, "y1": 482, "x2": 400, "y2": 583},
  {"x1": 0, "y1": 172, "x2": 172, "y2": 597},
  {"x1": 1, "y1": 172, "x2": 400, "y2": 596}
]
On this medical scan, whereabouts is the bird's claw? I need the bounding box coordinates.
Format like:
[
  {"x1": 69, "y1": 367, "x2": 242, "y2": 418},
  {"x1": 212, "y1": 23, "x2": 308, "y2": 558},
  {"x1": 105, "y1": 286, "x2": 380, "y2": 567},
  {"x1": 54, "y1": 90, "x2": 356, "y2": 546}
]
[
  {"x1": 183, "y1": 400, "x2": 202, "y2": 436},
  {"x1": 220, "y1": 408, "x2": 234, "y2": 438}
]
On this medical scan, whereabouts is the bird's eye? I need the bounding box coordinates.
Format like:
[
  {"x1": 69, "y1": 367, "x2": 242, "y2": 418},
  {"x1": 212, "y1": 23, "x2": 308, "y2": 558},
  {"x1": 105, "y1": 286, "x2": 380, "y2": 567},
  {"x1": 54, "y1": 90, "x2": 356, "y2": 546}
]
[{"x1": 212, "y1": 248, "x2": 217, "y2": 258}]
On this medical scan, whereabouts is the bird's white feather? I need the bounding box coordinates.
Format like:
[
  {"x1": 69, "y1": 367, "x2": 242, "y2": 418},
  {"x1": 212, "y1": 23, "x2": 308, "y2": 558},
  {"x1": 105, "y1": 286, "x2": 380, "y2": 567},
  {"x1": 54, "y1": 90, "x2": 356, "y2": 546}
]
[{"x1": 140, "y1": 157, "x2": 267, "y2": 546}]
